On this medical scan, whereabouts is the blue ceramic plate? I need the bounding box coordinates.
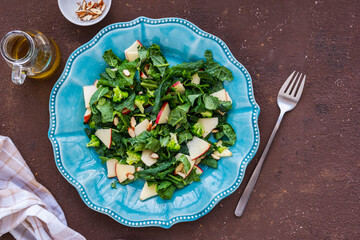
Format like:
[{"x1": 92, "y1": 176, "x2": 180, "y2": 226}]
[{"x1": 48, "y1": 17, "x2": 260, "y2": 228}]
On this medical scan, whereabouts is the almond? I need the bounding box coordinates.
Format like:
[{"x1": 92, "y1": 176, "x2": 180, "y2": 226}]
[
  {"x1": 150, "y1": 153, "x2": 159, "y2": 159},
  {"x1": 211, "y1": 153, "x2": 221, "y2": 160},
  {"x1": 101, "y1": 3, "x2": 106, "y2": 12},
  {"x1": 130, "y1": 117, "x2": 136, "y2": 130},
  {"x1": 113, "y1": 117, "x2": 119, "y2": 126},
  {"x1": 128, "y1": 127, "x2": 135, "y2": 138},
  {"x1": 81, "y1": 0, "x2": 86, "y2": 10},
  {"x1": 86, "y1": 1, "x2": 94, "y2": 9},
  {"x1": 136, "y1": 167, "x2": 144, "y2": 172},
  {"x1": 147, "y1": 121, "x2": 153, "y2": 131},
  {"x1": 211, "y1": 129, "x2": 218, "y2": 133},
  {"x1": 123, "y1": 69, "x2": 131, "y2": 77},
  {"x1": 151, "y1": 124, "x2": 157, "y2": 130},
  {"x1": 126, "y1": 173, "x2": 135, "y2": 180},
  {"x1": 77, "y1": 11, "x2": 87, "y2": 18},
  {"x1": 90, "y1": 8, "x2": 102, "y2": 15},
  {"x1": 98, "y1": 0, "x2": 104, "y2": 5},
  {"x1": 82, "y1": 15, "x2": 93, "y2": 21}
]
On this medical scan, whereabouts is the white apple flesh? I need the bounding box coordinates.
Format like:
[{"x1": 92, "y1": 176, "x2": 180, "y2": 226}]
[
  {"x1": 210, "y1": 89, "x2": 227, "y2": 102},
  {"x1": 171, "y1": 81, "x2": 185, "y2": 94},
  {"x1": 191, "y1": 73, "x2": 201, "y2": 85},
  {"x1": 125, "y1": 40, "x2": 142, "y2": 62},
  {"x1": 139, "y1": 181, "x2": 158, "y2": 201},
  {"x1": 194, "y1": 165, "x2": 203, "y2": 175},
  {"x1": 134, "y1": 119, "x2": 150, "y2": 136},
  {"x1": 225, "y1": 91, "x2": 232, "y2": 103},
  {"x1": 141, "y1": 149, "x2": 157, "y2": 167},
  {"x1": 95, "y1": 129, "x2": 112, "y2": 149},
  {"x1": 197, "y1": 117, "x2": 218, "y2": 137},
  {"x1": 84, "y1": 108, "x2": 91, "y2": 123},
  {"x1": 83, "y1": 85, "x2": 98, "y2": 108},
  {"x1": 187, "y1": 136, "x2": 211, "y2": 160},
  {"x1": 155, "y1": 102, "x2": 171, "y2": 124},
  {"x1": 115, "y1": 163, "x2": 135, "y2": 183},
  {"x1": 106, "y1": 159, "x2": 118, "y2": 178}
]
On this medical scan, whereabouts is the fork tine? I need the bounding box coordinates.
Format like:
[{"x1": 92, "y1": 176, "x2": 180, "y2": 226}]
[
  {"x1": 294, "y1": 75, "x2": 306, "y2": 99},
  {"x1": 285, "y1": 71, "x2": 299, "y2": 94},
  {"x1": 279, "y1": 71, "x2": 296, "y2": 93},
  {"x1": 290, "y1": 73, "x2": 302, "y2": 96}
]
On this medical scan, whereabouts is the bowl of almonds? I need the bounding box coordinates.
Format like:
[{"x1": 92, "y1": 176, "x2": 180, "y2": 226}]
[{"x1": 58, "y1": 0, "x2": 111, "y2": 26}]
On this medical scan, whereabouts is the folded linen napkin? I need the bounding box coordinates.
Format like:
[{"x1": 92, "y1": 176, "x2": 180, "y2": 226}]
[{"x1": 0, "y1": 136, "x2": 85, "y2": 240}]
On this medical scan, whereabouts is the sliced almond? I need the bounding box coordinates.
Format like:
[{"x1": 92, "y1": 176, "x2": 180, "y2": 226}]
[
  {"x1": 86, "y1": 1, "x2": 95, "y2": 10},
  {"x1": 130, "y1": 117, "x2": 136, "y2": 130},
  {"x1": 82, "y1": 14, "x2": 93, "y2": 21},
  {"x1": 150, "y1": 153, "x2": 159, "y2": 159},
  {"x1": 93, "y1": 3, "x2": 99, "y2": 8},
  {"x1": 217, "y1": 110, "x2": 226, "y2": 116},
  {"x1": 113, "y1": 117, "x2": 119, "y2": 126},
  {"x1": 211, "y1": 153, "x2": 221, "y2": 160},
  {"x1": 91, "y1": 14, "x2": 100, "y2": 19},
  {"x1": 128, "y1": 127, "x2": 136, "y2": 138},
  {"x1": 98, "y1": 0, "x2": 104, "y2": 5},
  {"x1": 81, "y1": 0, "x2": 86, "y2": 10},
  {"x1": 90, "y1": 8, "x2": 102, "y2": 15},
  {"x1": 77, "y1": 11, "x2": 87, "y2": 18},
  {"x1": 147, "y1": 121, "x2": 153, "y2": 131},
  {"x1": 123, "y1": 69, "x2": 131, "y2": 77},
  {"x1": 136, "y1": 166, "x2": 144, "y2": 172},
  {"x1": 151, "y1": 124, "x2": 157, "y2": 130},
  {"x1": 126, "y1": 173, "x2": 135, "y2": 180},
  {"x1": 100, "y1": 4, "x2": 106, "y2": 12},
  {"x1": 138, "y1": 91, "x2": 143, "y2": 95},
  {"x1": 75, "y1": 5, "x2": 81, "y2": 11},
  {"x1": 211, "y1": 129, "x2": 218, "y2": 133}
]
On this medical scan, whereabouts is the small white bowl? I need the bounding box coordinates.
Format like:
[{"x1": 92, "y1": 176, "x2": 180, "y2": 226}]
[{"x1": 58, "y1": 0, "x2": 111, "y2": 26}]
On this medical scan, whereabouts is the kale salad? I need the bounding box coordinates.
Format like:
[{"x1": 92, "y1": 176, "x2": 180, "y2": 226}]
[{"x1": 83, "y1": 40, "x2": 236, "y2": 201}]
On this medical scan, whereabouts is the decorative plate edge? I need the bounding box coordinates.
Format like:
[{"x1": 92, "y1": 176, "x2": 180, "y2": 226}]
[{"x1": 47, "y1": 16, "x2": 260, "y2": 229}]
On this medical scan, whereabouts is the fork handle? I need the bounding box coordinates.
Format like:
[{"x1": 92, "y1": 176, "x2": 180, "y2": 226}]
[{"x1": 234, "y1": 110, "x2": 286, "y2": 217}]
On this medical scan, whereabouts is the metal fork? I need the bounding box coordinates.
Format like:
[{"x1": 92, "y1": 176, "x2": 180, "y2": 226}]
[{"x1": 234, "y1": 71, "x2": 306, "y2": 217}]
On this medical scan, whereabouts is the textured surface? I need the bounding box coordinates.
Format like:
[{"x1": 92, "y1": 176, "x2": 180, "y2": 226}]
[{"x1": 0, "y1": 0, "x2": 359, "y2": 239}]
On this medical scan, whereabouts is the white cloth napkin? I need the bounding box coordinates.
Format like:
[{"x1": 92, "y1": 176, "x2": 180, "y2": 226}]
[{"x1": 0, "y1": 136, "x2": 85, "y2": 240}]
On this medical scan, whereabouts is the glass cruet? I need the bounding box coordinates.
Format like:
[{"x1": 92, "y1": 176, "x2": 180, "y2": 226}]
[{"x1": 0, "y1": 30, "x2": 61, "y2": 85}]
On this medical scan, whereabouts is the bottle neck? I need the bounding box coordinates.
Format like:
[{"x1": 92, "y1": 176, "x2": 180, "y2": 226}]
[{"x1": 0, "y1": 30, "x2": 35, "y2": 65}]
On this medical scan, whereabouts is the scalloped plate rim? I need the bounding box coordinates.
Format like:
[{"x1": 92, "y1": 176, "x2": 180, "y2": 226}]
[{"x1": 48, "y1": 16, "x2": 260, "y2": 228}]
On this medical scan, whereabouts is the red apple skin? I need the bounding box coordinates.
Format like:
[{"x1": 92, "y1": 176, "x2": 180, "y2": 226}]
[
  {"x1": 155, "y1": 102, "x2": 169, "y2": 124},
  {"x1": 195, "y1": 165, "x2": 204, "y2": 172},
  {"x1": 107, "y1": 129, "x2": 112, "y2": 149},
  {"x1": 84, "y1": 114, "x2": 91, "y2": 123},
  {"x1": 193, "y1": 145, "x2": 211, "y2": 160},
  {"x1": 136, "y1": 40, "x2": 143, "y2": 46},
  {"x1": 122, "y1": 108, "x2": 131, "y2": 115}
]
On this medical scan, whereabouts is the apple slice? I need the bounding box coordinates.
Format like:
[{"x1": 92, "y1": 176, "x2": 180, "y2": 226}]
[
  {"x1": 140, "y1": 71, "x2": 147, "y2": 79},
  {"x1": 155, "y1": 102, "x2": 171, "y2": 124},
  {"x1": 191, "y1": 73, "x2": 201, "y2": 85},
  {"x1": 115, "y1": 163, "x2": 135, "y2": 183},
  {"x1": 122, "y1": 108, "x2": 131, "y2": 115},
  {"x1": 84, "y1": 108, "x2": 91, "y2": 123},
  {"x1": 140, "y1": 181, "x2": 158, "y2": 201},
  {"x1": 225, "y1": 91, "x2": 232, "y2": 103},
  {"x1": 95, "y1": 129, "x2": 112, "y2": 149},
  {"x1": 141, "y1": 149, "x2": 157, "y2": 167},
  {"x1": 210, "y1": 89, "x2": 227, "y2": 102},
  {"x1": 194, "y1": 165, "x2": 203, "y2": 175},
  {"x1": 83, "y1": 85, "x2": 98, "y2": 108},
  {"x1": 197, "y1": 117, "x2": 218, "y2": 137},
  {"x1": 134, "y1": 119, "x2": 150, "y2": 136},
  {"x1": 106, "y1": 159, "x2": 118, "y2": 178},
  {"x1": 187, "y1": 136, "x2": 211, "y2": 160},
  {"x1": 171, "y1": 81, "x2": 185, "y2": 94},
  {"x1": 125, "y1": 40, "x2": 142, "y2": 62}
]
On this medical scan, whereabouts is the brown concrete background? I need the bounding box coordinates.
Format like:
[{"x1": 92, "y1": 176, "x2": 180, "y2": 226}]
[{"x1": 1, "y1": 0, "x2": 359, "y2": 239}]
